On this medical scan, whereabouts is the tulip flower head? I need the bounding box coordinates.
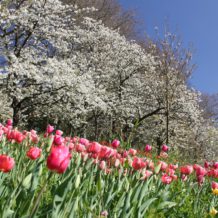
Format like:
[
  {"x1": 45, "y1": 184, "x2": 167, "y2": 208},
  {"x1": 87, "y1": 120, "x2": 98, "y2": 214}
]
[
  {"x1": 145, "y1": 144, "x2": 152, "y2": 152},
  {"x1": 161, "y1": 144, "x2": 169, "y2": 152},
  {"x1": 111, "y1": 139, "x2": 120, "y2": 149},
  {"x1": 212, "y1": 181, "x2": 218, "y2": 190},
  {"x1": 47, "y1": 145, "x2": 71, "y2": 174},
  {"x1": 128, "y1": 148, "x2": 137, "y2": 156},
  {"x1": 55, "y1": 130, "x2": 63, "y2": 136},
  {"x1": 27, "y1": 147, "x2": 42, "y2": 160},
  {"x1": 161, "y1": 174, "x2": 173, "y2": 184},
  {"x1": 132, "y1": 157, "x2": 146, "y2": 170},
  {"x1": 180, "y1": 165, "x2": 193, "y2": 175},
  {"x1": 101, "y1": 210, "x2": 108, "y2": 217},
  {"x1": 99, "y1": 160, "x2": 106, "y2": 170},
  {"x1": 46, "y1": 124, "x2": 54, "y2": 134},
  {"x1": 0, "y1": 155, "x2": 15, "y2": 173},
  {"x1": 6, "y1": 119, "x2": 13, "y2": 127}
]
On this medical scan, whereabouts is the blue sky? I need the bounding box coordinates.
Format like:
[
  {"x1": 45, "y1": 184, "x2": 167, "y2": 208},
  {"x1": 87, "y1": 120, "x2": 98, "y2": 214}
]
[{"x1": 119, "y1": 0, "x2": 218, "y2": 94}]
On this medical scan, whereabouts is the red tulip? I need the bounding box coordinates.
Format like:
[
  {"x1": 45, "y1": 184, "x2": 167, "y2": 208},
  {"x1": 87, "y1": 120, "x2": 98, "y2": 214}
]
[
  {"x1": 26, "y1": 147, "x2": 42, "y2": 160},
  {"x1": 99, "y1": 146, "x2": 115, "y2": 159},
  {"x1": 47, "y1": 145, "x2": 71, "y2": 174},
  {"x1": 132, "y1": 157, "x2": 146, "y2": 170},
  {"x1": 8, "y1": 130, "x2": 25, "y2": 143},
  {"x1": 208, "y1": 169, "x2": 218, "y2": 178},
  {"x1": 180, "y1": 165, "x2": 193, "y2": 175},
  {"x1": 0, "y1": 155, "x2": 15, "y2": 173}
]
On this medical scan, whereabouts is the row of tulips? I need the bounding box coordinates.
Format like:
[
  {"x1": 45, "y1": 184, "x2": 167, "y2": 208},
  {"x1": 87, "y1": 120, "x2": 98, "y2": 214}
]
[{"x1": 0, "y1": 119, "x2": 218, "y2": 217}]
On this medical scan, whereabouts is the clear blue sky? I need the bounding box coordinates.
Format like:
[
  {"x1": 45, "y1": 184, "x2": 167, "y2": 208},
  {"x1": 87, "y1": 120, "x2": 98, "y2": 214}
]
[{"x1": 119, "y1": 0, "x2": 218, "y2": 94}]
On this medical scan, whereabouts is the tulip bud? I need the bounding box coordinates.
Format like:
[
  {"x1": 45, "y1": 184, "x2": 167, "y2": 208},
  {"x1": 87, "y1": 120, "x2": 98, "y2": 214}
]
[
  {"x1": 161, "y1": 144, "x2": 169, "y2": 152},
  {"x1": 99, "y1": 161, "x2": 106, "y2": 170},
  {"x1": 145, "y1": 144, "x2": 152, "y2": 152},
  {"x1": 46, "y1": 124, "x2": 54, "y2": 134},
  {"x1": 111, "y1": 139, "x2": 120, "y2": 149}
]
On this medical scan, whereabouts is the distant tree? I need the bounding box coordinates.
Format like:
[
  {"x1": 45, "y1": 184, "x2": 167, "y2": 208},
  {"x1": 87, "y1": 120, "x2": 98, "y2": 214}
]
[{"x1": 61, "y1": 0, "x2": 138, "y2": 39}]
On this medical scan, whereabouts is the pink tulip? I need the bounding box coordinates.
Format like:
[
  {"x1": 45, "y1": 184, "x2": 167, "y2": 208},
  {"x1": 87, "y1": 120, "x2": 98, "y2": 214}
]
[
  {"x1": 101, "y1": 210, "x2": 108, "y2": 217},
  {"x1": 195, "y1": 166, "x2": 207, "y2": 177},
  {"x1": 161, "y1": 174, "x2": 173, "y2": 184},
  {"x1": 6, "y1": 119, "x2": 13, "y2": 126},
  {"x1": 46, "y1": 124, "x2": 54, "y2": 134},
  {"x1": 145, "y1": 144, "x2": 152, "y2": 152},
  {"x1": 75, "y1": 143, "x2": 86, "y2": 153},
  {"x1": 204, "y1": 161, "x2": 210, "y2": 169},
  {"x1": 169, "y1": 164, "x2": 178, "y2": 170},
  {"x1": 214, "y1": 162, "x2": 218, "y2": 169},
  {"x1": 79, "y1": 138, "x2": 90, "y2": 147},
  {"x1": 99, "y1": 160, "x2": 106, "y2": 170},
  {"x1": 158, "y1": 161, "x2": 168, "y2": 171},
  {"x1": 181, "y1": 174, "x2": 187, "y2": 181},
  {"x1": 99, "y1": 146, "x2": 114, "y2": 159},
  {"x1": 122, "y1": 150, "x2": 128, "y2": 158},
  {"x1": 197, "y1": 175, "x2": 205, "y2": 185},
  {"x1": 27, "y1": 147, "x2": 42, "y2": 160},
  {"x1": 161, "y1": 144, "x2": 169, "y2": 152},
  {"x1": 142, "y1": 170, "x2": 153, "y2": 180},
  {"x1": 132, "y1": 157, "x2": 146, "y2": 170},
  {"x1": 111, "y1": 139, "x2": 120, "y2": 149},
  {"x1": 47, "y1": 145, "x2": 71, "y2": 174},
  {"x1": 53, "y1": 135, "x2": 64, "y2": 146},
  {"x1": 128, "y1": 148, "x2": 137, "y2": 156},
  {"x1": 55, "y1": 130, "x2": 63, "y2": 136},
  {"x1": 114, "y1": 159, "x2": 120, "y2": 168},
  {"x1": 88, "y1": 142, "x2": 101, "y2": 154},
  {"x1": 212, "y1": 181, "x2": 218, "y2": 189},
  {"x1": 30, "y1": 133, "x2": 39, "y2": 144}
]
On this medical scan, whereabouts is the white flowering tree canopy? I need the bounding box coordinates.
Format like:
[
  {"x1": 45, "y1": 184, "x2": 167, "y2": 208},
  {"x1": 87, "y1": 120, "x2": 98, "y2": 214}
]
[{"x1": 0, "y1": 0, "x2": 216, "y2": 158}]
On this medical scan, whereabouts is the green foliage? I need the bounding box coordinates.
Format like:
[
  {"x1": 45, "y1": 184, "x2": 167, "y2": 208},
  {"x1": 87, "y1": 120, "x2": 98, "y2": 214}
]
[{"x1": 0, "y1": 135, "x2": 217, "y2": 218}]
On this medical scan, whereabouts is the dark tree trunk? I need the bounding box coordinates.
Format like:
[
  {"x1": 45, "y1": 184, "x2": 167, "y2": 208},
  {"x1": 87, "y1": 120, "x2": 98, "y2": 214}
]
[{"x1": 157, "y1": 137, "x2": 163, "y2": 155}]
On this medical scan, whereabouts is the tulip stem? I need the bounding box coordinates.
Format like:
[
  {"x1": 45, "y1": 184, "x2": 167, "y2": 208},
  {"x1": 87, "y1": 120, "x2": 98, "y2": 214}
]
[{"x1": 29, "y1": 172, "x2": 53, "y2": 218}]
